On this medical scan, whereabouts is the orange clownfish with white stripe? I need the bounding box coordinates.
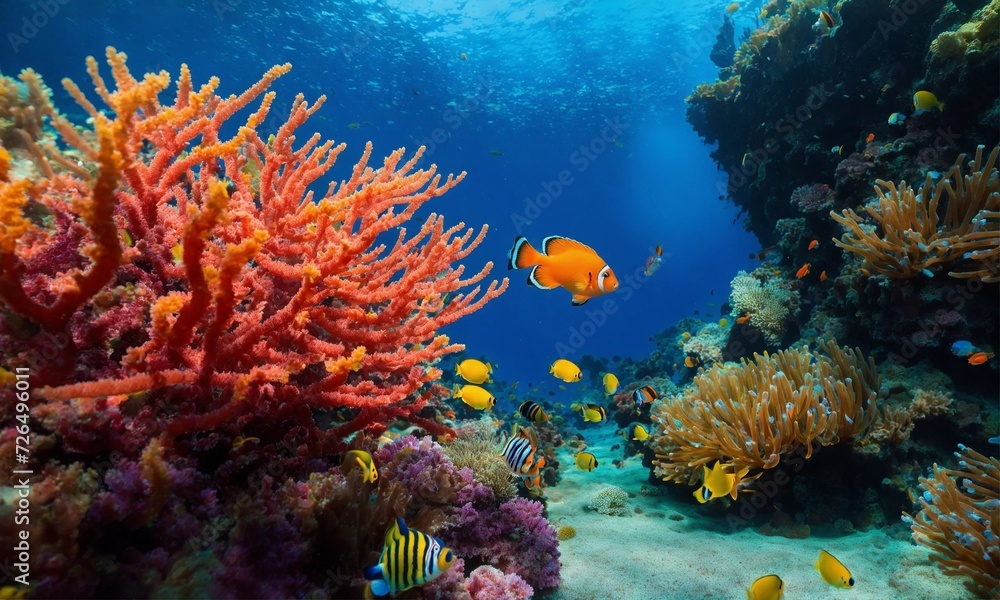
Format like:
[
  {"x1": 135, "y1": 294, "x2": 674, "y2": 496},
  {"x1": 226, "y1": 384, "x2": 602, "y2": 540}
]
[{"x1": 508, "y1": 236, "x2": 619, "y2": 306}]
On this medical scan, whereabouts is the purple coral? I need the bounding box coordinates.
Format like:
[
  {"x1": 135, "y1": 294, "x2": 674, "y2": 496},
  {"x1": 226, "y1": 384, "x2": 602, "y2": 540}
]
[
  {"x1": 441, "y1": 495, "x2": 561, "y2": 591},
  {"x1": 790, "y1": 183, "x2": 836, "y2": 213}
]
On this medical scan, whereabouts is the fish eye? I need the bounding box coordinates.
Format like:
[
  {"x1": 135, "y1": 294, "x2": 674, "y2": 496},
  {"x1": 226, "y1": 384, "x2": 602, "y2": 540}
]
[{"x1": 848, "y1": 578, "x2": 854, "y2": 586}]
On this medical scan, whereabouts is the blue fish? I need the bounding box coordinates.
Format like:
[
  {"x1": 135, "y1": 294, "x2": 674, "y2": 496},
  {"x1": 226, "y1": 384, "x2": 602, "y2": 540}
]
[{"x1": 951, "y1": 340, "x2": 977, "y2": 357}]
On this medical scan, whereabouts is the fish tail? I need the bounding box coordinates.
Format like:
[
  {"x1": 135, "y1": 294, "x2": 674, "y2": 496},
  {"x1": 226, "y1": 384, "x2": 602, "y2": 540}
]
[
  {"x1": 508, "y1": 236, "x2": 543, "y2": 269},
  {"x1": 452, "y1": 384, "x2": 462, "y2": 398}
]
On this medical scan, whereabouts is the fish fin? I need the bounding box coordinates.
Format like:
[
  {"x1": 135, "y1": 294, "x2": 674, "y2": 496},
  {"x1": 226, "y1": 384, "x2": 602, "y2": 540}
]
[
  {"x1": 571, "y1": 294, "x2": 590, "y2": 306},
  {"x1": 694, "y1": 486, "x2": 709, "y2": 504},
  {"x1": 542, "y1": 235, "x2": 593, "y2": 256},
  {"x1": 452, "y1": 384, "x2": 462, "y2": 398},
  {"x1": 509, "y1": 236, "x2": 543, "y2": 269},
  {"x1": 395, "y1": 516, "x2": 409, "y2": 536},
  {"x1": 363, "y1": 564, "x2": 383, "y2": 581},
  {"x1": 528, "y1": 265, "x2": 559, "y2": 290}
]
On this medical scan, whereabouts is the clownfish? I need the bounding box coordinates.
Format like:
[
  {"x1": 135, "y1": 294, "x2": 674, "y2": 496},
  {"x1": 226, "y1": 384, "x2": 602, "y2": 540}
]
[
  {"x1": 576, "y1": 451, "x2": 598, "y2": 471},
  {"x1": 501, "y1": 425, "x2": 547, "y2": 492},
  {"x1": 343, "y1": 449, "x2": 379, "y2": 483},
  {"x1": 602, "y1": 372, "x2": 620, "y2": 395},
  {"x1": 815, "y1": 550, "x2": 854, "y2": 588},
  {"x1": 550, "y1": 358, "x2": 583, "y2": 382},
  {"x1": 746, "y1": 574, "x2": 784, "y2": 600},
  {"x1": 455, "y1": 359, "x2": 493, "y2": 384},
  {"x1": 452, "y1": 384, "x2": 495, "y2": 410},
  {"x1": 519, "y1": 400, "x2": 550, "y2": 422},
  {"x1": 633, "y1": 385, "x2": 658, "y2": 406},
  {"x1": 364, "y1": 517, "x2": 455, "y2": 597},
  {"x1": 508, "y1": 236, "x2": 619, "y2": 306}
]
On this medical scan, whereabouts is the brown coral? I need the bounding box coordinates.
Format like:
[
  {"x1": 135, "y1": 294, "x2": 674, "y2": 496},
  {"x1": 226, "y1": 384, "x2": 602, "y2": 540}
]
[
  {"x1": 904, "y1": 445, "x2": 999, "y2": 598},
  {"x1": 651, "y1": 339, "x2": 879, "y2": 485},
  {"x1": 830, "y1": 146, "x2": 999, "y2": 282}
]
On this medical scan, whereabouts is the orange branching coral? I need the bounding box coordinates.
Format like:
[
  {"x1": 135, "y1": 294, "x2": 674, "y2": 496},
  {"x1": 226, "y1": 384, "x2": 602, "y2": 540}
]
[
  {"x1": 651, "y1": 339, "x2": 879, "y2": 485},
  {"x1": 904, "y1": 445, "x2": 1000, "y2": 598},
  {"x1": 830, "y1": 146, "x2": 1000, "y2": 282},
  {"x1": 0, "y1": 47, "x2": 507, "y2": 450}
]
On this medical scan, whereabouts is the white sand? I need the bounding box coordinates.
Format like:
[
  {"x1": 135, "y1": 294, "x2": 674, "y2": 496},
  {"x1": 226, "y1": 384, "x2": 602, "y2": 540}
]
[{"x1": 544, "y1": 426, "x2": 969, "y2": 600}]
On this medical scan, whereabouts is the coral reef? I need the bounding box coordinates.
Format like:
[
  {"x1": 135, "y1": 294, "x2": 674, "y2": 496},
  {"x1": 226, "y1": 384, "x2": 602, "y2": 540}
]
[
  {"x1": 464, "y1": 565, "x2": 534, "y2": 600},
  {"x1": 651, "y1": 339, "x2": 879, "y2": 485},
  {"x1": 728, "y1": 269, "x2": 800, "y2": 345},
  {"x1": 443, "y1": 431, "x2": 517, "y2": 502},
  {"x1": 587, "y1": 485, "x2": 629, "y2": 517},
  {"x1": 441, "y1": 489, "x2": 561, "y2": 591},
  {"x1": 0, "y1": 47, "x2": 507, "y2": 456},
  {"x1": 830, "y1": 146, "x2": 999, "y2": 282},
  {"x1": 904, "y1": 444, "x2": 1000, "y2": 598}
]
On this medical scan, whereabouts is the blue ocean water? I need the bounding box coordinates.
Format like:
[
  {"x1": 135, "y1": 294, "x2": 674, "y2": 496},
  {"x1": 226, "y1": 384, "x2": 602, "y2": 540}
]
[{"x1": 1, "y1": 0, "x2": 760, "y2": 379}]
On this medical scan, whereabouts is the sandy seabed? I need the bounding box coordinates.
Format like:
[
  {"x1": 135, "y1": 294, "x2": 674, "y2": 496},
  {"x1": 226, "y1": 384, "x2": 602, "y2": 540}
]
[{"x1": 543, "y1": 426, "x2": 969, "y2": 600}]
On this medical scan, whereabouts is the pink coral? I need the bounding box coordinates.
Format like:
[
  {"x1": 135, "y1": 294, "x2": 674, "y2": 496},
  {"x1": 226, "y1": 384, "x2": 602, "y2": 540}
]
[
  {"x1": 790, "y1": 183, "x2": 836, "y2": 213},
  {"x1": 464, "y1": 565, "x2": 534, "y2": 600}
]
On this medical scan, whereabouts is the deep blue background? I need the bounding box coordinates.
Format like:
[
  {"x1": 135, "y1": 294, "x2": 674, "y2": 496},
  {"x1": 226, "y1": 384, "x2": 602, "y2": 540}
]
[{"x1": 1, "y1": 0, "x2": 765, "y2": 381}]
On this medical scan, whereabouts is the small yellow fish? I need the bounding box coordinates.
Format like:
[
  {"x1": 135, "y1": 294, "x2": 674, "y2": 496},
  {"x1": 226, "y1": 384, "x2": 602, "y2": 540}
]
[
  {"x1": 455, "y1": 358, "x2": 493, "y2": 384},
  {"x1": 575, "y1": 452, "x2": 598, "y2": 471},
  {"x1": 460, "y1": 52, "x2": 468, "y2": 61},
  {"x1": 574, "y1": 402, "x2": 606, "y2": 423},
  {"x1": 558, "y1": 384, "x2": 567, "y2": 391},
  {"x1": 681, "y1": 331, "x2": 691, "y2": 340},
  {"x1": 171, "y1": 243, "x2": 183, "y2": 263},
  {"x1": 746, "y1": 574, "x2": 784, "y2": 600},
  {"x1": 550, "y1": 358, "x2": 583, "y2": 382},
  {"x1": 602, "y1": 373, "x2": 620, "y2": 395},
  {"x1": 627, "y1": 423, "x2": 649, "y2": 442},
  {"x1": 347, "y1": 122, "x2": 361, "y2": 129},
  {"x1": 815, "y1": 550, "x2": 854, "y2": 588},
  {"x1": 343, "y1": 449, "x2": 378, "y2": 483},
  {"x1": 726, "y1": 3, "x2": 740, "y2": 14},
  {"x1": 231, "y1": 435, "x2": 260, "y2": 450},
  {"x1": 452, "y1": 384, "x2": 495, "y2": 410},
  {"x1": 913, "y1": 90, "x2": 943, "y2": 112},
  {"x1": 0, "y1": 586, "x2": 29, "y2": 600},
  {"x1": 719, "y1": 318, "x2": 728, "y2": 327},
  {"x1": 693, "y1": 461, "x2": 734, "y2": 503}
]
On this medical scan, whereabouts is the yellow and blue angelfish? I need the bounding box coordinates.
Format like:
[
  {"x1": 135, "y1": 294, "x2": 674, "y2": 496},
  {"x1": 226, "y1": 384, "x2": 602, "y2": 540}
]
[
  {"x1": 913, "y1": 90, "x2": 944, "y2": 113},
  {"x1": 746, "y1": 574, "x2": 784, "y2": 600},
  {"x1": 452, "y1": 384, "x2": 495, "y2": 410},
  {"x1": 602, "y1": 372, "x2": 619, "y2": 395},
  {"x1": 343, "y1": 449, "x2": 378, "y2": 483},
  {"x1": 815, "y1": 550, "x2": 854, "y2": 588},
  {"x1": 455, "y1": 358, "x2": 493, "y2": 384},
  {"x1": 575, "y1": 451, "x2": 598, "y2": 472},
  {"x1": 571, "y1": 402, "x2": 606, "y2": 423},
  {"x1": 550, "y1": 358, "x2": 583, "y2": 382},
  {"x1": 364, "y1": 517, "x2": 455, "y2": 597}
]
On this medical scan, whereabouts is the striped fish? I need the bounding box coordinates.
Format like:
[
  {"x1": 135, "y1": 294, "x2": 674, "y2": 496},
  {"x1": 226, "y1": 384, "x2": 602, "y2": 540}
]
[
  {"x1": 633, "y1": 385, "x2": 658, "y2": 406},
  {"x1": 364, "y1": 517, "x2": 455, "y2": 597},
  {"x1": 501, "y1": 425, "x2": 546, "y2": 492},
  {"x1": 519, "y1": 401, "x2": 550, "y2": 422}
]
